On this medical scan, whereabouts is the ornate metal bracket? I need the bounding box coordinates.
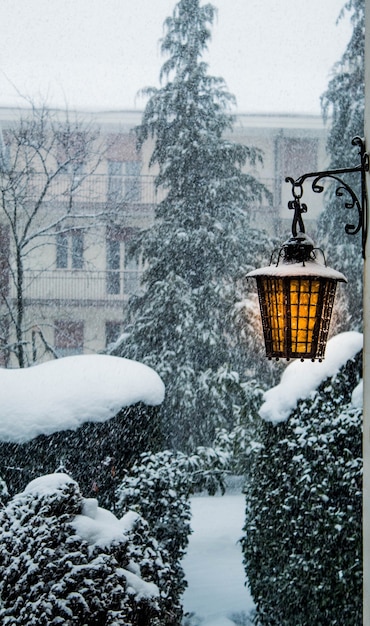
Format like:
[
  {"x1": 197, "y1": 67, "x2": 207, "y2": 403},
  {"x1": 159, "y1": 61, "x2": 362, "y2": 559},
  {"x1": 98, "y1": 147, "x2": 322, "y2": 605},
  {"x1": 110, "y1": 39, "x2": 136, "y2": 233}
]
[{"x1": 285, "y1": 136, "x2": 369, "y2": 259}]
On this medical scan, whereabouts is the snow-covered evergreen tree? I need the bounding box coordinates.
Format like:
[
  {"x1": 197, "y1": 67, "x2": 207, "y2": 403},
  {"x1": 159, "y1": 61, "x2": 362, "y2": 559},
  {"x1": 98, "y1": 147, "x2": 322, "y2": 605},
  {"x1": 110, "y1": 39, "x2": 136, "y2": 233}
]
[
  {"x1": 317, "y1": 0, "x2": 364, "y2": 330},
  {"x1": 113, "y1": 0, "x2": 272, "y2": 449},
  {"x1": 0, "y1": 473, "x2": 177, "y2": 625},
  {"x1": 116, "y1": 446, "x2": 230, "y2": 615},
  {"x1": 242, "y1": 348, "x2": 362, "y2": 625},
  {"x1": 213, "y1": 379, "x2": 265, "y2": 476}
]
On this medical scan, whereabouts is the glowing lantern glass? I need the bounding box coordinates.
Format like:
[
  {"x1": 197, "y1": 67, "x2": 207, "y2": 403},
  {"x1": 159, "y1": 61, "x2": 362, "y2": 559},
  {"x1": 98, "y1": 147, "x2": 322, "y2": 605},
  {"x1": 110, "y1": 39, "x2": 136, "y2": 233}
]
[{"x1": 246, "y1": 233, "x2": 347, "y2": 361}]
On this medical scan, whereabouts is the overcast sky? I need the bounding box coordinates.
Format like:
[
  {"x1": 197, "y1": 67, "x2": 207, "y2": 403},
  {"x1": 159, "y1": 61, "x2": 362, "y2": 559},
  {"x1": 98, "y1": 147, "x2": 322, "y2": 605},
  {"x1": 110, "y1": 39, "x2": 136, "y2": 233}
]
[{"x1": 0, "y1": 0, "x2": 352, "y2": 114}]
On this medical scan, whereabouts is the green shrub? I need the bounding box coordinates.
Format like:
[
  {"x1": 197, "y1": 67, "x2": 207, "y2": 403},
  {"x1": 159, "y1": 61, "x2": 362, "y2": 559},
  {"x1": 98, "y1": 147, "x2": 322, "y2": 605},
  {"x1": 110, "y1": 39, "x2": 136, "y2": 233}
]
[{"x1": 242, "y1": 351, "x2": 362, "y2": 625}]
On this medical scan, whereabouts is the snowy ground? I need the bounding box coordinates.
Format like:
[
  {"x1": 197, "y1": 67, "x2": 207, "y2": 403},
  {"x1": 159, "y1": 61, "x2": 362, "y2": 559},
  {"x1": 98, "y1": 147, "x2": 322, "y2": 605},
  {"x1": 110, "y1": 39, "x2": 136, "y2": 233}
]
[{"x1": 182, "y1": 494, "x2": 254, "y2": 626}]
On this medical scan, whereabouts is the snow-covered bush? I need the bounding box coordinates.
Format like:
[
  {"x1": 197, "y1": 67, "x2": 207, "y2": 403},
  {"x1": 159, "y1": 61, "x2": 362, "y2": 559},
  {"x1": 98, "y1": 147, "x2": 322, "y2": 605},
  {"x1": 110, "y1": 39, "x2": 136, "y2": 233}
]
[
  {"x1": 242, "y1": 347, "x2": 362, "y2": 625},
  {"x1": 0, "y1": 403, "x2": 162, "y2": 511},
  {"x1": 0, "y1": 355, "x2": 164, "y2": 510},
  {"x1": 0, "y1": 473, "x2": 175, "y2": 625},
  {"x1": 117, "y1": 447, "x2": 230, "y2": 615}
]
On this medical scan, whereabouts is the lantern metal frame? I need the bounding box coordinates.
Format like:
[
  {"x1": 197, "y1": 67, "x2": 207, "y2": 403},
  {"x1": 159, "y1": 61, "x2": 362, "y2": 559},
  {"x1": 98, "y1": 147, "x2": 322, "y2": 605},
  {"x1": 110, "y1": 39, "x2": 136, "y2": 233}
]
[
  {"x1": 247, "y1": 136, "x2": 368, "y2": 362},
  {"x1": 248, "y1": 233, "x2": 347, "y2": 361}
]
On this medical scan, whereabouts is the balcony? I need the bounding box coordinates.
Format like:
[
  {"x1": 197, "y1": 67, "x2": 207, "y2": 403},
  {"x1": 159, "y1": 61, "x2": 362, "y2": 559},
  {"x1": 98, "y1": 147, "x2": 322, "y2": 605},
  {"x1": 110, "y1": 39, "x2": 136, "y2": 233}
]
[
  {"x1": 9, "y1": 172, "x2": 159, "y2": 209},
  {"x1": 12, "y1": 269, "x2": 143, "y2": 305}
]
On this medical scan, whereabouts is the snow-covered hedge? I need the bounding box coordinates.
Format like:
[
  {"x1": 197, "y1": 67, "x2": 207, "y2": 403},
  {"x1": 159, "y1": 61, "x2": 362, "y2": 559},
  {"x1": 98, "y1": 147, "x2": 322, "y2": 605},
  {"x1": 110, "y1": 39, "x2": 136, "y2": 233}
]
[
  {"x1": 242, "y1": 338, "x2": 362, "y2": 625},
  {"x1": 0, "y1": 403, "x2": 162, "y2": 510},
  {"x1": 0, "y1": 355, "x2": 165, "y2": 508},
  {"x1": 0, "y1": 473, "x2": 175, "y2": 625}
]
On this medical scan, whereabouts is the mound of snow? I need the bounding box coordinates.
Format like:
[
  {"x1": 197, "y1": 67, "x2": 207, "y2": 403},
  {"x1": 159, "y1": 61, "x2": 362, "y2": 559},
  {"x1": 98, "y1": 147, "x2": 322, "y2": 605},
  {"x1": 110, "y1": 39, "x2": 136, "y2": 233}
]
[
  {"x1": 24, "y1": 472, "x2": 77, "y2": 496},
  {"x1": 0, "y1": 355, "x2": 165, "y2": 443},
  {"x1": 259, "y1": 332, "x2": 363, "y2": 424}
]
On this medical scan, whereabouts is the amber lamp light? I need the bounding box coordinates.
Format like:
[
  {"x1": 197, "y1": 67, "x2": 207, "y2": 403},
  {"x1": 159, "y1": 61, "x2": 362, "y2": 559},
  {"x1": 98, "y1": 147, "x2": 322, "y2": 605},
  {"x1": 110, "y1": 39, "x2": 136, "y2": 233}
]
[{"x1": 247, "y1": 232, "x2": 347, "y2": 361}]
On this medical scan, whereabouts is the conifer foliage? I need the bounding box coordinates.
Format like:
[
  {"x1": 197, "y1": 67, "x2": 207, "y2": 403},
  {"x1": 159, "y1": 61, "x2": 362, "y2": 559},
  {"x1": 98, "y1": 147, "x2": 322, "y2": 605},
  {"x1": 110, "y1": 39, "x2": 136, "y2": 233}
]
[
  {"x1": 116, "y1": 446, "x2": 230, "y2": 617},
  {"x1": 0, "y1": 473, "x2": 8, "y2": 505},
  {"x1": 317, "y1": 0, "x2": 364, "y2": 330},
  {"x1": 242, "y1": 350, "x2": 362, "y2": 625},
  {"x1": 0, "y1": 473, "x2": 178, "y2": 625},
  {"x1": 115, "y1": 0, "x2": 271, "y2": 449},
  {"x1": 0, "y1": 402, "x2": 161, "y2": 511}
]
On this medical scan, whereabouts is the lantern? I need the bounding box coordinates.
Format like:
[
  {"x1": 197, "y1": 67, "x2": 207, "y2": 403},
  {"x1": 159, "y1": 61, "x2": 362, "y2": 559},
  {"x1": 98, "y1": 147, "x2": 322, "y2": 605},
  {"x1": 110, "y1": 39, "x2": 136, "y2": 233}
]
[
  {"x1": 245, "y1": 136, "x2": 368, "y2": 361},
  {"x1": 247, "y1": 232, "x2": 347, "y2": 361}
]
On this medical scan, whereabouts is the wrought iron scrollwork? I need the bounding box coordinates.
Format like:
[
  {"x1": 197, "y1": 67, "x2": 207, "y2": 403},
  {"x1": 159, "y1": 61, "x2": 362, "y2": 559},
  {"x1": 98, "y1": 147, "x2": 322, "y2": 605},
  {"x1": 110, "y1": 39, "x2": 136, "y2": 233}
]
[{"x1": 285, "y1": 136, "x2": 369, "y2": 258}]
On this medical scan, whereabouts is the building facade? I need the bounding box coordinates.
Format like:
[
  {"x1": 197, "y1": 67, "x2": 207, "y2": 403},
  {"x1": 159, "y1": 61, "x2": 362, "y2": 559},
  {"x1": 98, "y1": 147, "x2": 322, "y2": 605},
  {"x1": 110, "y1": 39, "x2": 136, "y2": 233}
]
[{"x1": 0, "y1": 107, "x2": 329, "y2": 365}]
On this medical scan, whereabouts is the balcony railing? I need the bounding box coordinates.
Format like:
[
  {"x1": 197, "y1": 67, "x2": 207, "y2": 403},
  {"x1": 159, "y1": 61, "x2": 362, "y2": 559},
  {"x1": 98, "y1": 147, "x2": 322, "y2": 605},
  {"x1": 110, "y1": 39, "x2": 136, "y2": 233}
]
[
  {"x1": 76, "y1": 174, "x2": 158, "y2": 206},
  {"x1": 3, "y1": 173, "x2": 159, "y2": 207},
  {"x1": 11, "y1": 269, "x2": 143, "y2": 303}
]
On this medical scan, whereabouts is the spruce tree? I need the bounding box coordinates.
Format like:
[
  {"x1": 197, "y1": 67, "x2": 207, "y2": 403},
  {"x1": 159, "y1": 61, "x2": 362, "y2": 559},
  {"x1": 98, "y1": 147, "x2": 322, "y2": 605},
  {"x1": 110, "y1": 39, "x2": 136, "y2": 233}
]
[
  {"x1": 115, "y1": 0, "x2": 271, "y2": 449},
  {"x1": 317, "y1": 0, "x2": 364, "y2": 330}
]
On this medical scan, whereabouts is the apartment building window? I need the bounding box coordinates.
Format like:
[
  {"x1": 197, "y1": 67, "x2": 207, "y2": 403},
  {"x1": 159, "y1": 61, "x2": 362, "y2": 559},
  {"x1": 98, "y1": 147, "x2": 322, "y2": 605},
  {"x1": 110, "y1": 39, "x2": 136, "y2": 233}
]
[
  {"x1": 106, "y1": 238, "x2": 121, "y2": 295},
  {"x1": 56, "y1": 230, "x2": 84, "y2": 269},
  {"x1": 106, "y1": 133, "x2": 141, "y2": 205},
  {"x1": 56, "y1": 232, "x2": 68, "y2": 269},
  {"x1": 71, "y1": 231, "x2": 84, "y2": 269},
  {"x1": 126, "y1": 161, "x2": 141, "y2": 202},
  {"x1": 107, "y1": 160, "x2": 141, "y2": 203},
  {"x1": 124, "y1": 252, "x2": 140, "y2": 294},
  {"x1": 107, "y1": 161, "x2": 123, "y2": 202},
  {"x1": 54, "y1": 320, "x2": 84, "y2": 357},
  {"x1": 106, "y1": 227, "x2": 140, "y2": 296},
  {"x1": 105, "y1": 321, "x2": 123, "y2": 350}
]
